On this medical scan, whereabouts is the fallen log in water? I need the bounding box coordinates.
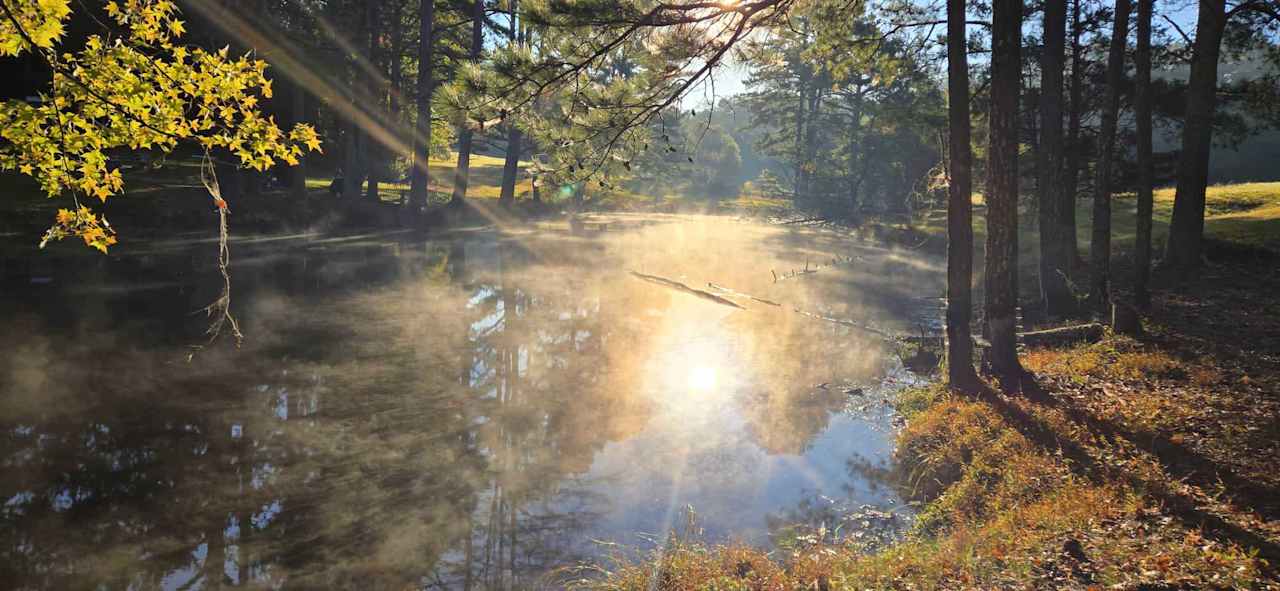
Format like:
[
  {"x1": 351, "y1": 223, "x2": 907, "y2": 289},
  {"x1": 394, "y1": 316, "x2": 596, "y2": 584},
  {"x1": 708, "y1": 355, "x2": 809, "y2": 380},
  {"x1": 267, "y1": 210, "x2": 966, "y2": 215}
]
[
  {"x1": 638, "y1": 272, "x2": 1101, "y2": 351},
  {"x1": 900, "y1": 323, "x2": 1104, "y2": 349},
  {"x1": 706, "y1": 283, "x2": 782, "y2": 307},
  {"x1": 781, "y1": 216, "x2": 828, "y2": 225},
  {"x1": 1019, "y1": 322, "x2": 1105, "y2": 347},
  {"x1": 791, "y1": 308, "x2": 899, "y2": 340},
  {"x1": 630, "y1": 272, "x2": 746, "y2": 310}
]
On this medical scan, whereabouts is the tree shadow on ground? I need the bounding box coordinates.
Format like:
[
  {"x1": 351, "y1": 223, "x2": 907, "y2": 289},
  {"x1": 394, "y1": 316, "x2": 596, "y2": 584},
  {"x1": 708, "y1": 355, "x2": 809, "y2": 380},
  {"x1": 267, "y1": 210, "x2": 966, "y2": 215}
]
[{"x1": 974, "y1": 376, "x2": 1280, "y2": 568}]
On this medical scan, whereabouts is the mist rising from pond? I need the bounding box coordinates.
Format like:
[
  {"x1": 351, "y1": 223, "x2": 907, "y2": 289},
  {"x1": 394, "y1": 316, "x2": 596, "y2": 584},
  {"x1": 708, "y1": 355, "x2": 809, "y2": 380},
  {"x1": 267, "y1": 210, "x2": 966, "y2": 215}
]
[{"x1": 0, "y1": 214, "x2": 943, "y2": 589}]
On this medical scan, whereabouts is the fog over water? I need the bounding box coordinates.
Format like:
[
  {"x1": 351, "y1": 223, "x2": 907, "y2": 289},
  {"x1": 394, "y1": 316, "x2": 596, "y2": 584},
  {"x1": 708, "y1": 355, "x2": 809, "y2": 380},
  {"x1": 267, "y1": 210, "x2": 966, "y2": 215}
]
[{"x1": 0, "y1": 214, "x2": 944, "y2": 589}]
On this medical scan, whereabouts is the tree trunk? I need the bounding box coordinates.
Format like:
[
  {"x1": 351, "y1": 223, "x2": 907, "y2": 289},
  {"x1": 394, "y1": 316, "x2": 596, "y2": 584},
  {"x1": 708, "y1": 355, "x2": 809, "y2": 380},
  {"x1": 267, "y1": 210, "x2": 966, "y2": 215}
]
[
  {"x1": 1164, "y1": 0, "x2": 1227, "y2": 274},
  {"x1": 449, "y1": 0, "x2": 485, "y2": 206},
  {"x1": 288, "y1": 82, "x2": 309, "y2": 200},
  {"x1": 364, "y1": 0, "x2": 383, "y2": 203},
  {"x1": 794, "y1": 78, "x2": 808, "y2": 199},
  {"x1": 498, "y1": 0, "x2": 522, "y2": 207},
  {"x1": 341, "y1": 3, "x2": 368, "y2": 200},
  {"x1": 498, "y1": 130, "x2": 523, "y2": 206},
  {"x1": 846, "y1": 98, "x2": 863, "y2": 216},
  {"x1": 984, "y1": 0, "x2": 1025, "y2": 384},
  {"x1": 1089, "y1": 0, "x2": 1130, "y2": 312},
  {"x1": 1133, "y1": 0, "x2": 1154, "y2": 307},
  {"x1": 388, "y1": 0, "x2": 405, "y2": 202},
  {"x1": 945, "y1": 0, "x2": 979, "y2": 391},
  {"x1": 802, "y1": 89, "x2": 821, "y2": 200},
  {"x1": 408, "y1": 0, "x2": 436, "y2": 209},
  {"x1": 342, "y1": 119, "x2": 362, "y2": 198},
  {"x1": 1038, "y1": 0, "x2": 1074, "y2": 317},
  {"x1": 1064, "y1": 0, "x2": 1084, "y2": 265}
]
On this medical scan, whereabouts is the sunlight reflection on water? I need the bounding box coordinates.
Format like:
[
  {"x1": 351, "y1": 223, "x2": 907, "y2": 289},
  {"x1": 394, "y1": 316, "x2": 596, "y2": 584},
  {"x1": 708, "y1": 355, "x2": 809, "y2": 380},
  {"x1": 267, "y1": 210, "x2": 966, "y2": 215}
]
[{"x1": 0, "y1": 214, "x2": 944, "y2": 589}]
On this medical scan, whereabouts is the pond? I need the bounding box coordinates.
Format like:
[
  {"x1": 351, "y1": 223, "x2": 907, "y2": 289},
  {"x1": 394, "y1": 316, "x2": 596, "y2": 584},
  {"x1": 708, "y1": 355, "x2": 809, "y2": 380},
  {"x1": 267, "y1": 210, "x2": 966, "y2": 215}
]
[{"x1": 0, "y1": 214, "x2": 944, "y2": 589}]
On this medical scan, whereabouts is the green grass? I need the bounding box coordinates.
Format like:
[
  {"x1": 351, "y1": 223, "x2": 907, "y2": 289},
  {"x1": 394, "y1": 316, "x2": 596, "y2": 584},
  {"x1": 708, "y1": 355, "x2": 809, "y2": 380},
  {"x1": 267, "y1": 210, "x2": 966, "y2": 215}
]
[
  {"x1": 307, "y1": 154, "x2": 670, "y2": 207},
  {"x1": 722, "y1": 193, "x2": 794, "y2": 214},
  {"x1": 306, "y1": 154, "x2": 532, "y2": 203},
  {"x1": 918, "y1": 181, "x2": 1280, "y2": 254},
  {"x1": 1091, "y1": 181, "x2": 1280, "y2": 254},
  {"x1": 909, "y1": 181, "x2": 1280, "y2": 300}
]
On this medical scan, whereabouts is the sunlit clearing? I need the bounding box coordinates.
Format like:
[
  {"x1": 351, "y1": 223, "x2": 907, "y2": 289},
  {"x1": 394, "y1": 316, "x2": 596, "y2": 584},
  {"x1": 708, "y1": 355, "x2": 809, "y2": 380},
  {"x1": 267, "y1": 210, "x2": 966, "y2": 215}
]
[
  {"x1": 689, "y1": 365, "x2": 718, "y2": 392},
  {"x1": 716, "y1": 0, "x2": 740, "y2": 9}
]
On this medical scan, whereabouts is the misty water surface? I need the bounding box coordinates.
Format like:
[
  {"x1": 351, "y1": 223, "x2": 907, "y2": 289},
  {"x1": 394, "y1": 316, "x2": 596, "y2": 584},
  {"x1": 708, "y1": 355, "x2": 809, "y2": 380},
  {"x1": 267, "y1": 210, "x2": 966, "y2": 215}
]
[{"x1": 0, "y1": 214, "x2": 944, "y2": 589}]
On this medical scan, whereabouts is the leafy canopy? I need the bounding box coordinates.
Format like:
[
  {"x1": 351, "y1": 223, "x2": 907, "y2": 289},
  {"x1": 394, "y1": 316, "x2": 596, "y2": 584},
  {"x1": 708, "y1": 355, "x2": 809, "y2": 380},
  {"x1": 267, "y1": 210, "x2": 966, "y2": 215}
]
[{"x1": 0, "y1": 0, "x2": 321, "y2": 252}]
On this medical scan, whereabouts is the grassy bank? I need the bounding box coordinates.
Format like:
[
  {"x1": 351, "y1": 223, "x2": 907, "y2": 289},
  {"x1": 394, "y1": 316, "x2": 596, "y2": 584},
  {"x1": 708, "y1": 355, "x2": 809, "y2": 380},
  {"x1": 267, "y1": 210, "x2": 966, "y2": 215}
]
[
  {"x1": 915, "y1": 181, "x2": 1280, "y2": 253},
  {"x1": 899, "y1": 182, "x2": 1280, "y2": 308},
  {"x1": 305, "y1": 154, "x2": 536, "y2": 202}
]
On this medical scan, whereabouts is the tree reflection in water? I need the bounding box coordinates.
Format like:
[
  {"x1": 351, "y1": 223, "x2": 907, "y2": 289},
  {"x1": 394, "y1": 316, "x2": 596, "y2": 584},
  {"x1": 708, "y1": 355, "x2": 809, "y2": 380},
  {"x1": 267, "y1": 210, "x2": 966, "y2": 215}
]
[{"x1": 0, "y1": 216, "x2": 942, "y2": 588}]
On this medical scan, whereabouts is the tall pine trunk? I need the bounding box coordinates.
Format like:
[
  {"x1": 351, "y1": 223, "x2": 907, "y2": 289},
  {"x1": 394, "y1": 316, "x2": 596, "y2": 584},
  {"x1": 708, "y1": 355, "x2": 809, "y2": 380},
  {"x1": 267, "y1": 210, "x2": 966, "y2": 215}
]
[
  {"x1": 1134, "y1": 0, "x2": 1154, "y2": 307},
  {"x1": 985, "y1": 0, "x2": 1025, "y2": 384},
  {"x1": 1164, "y1": 0, "x2": 1227, "y2": 274},
  {"x1": 945, "y1": 0, "x2": 979, "y2": 390},
  {"x1": 389, "y1": 0, "x2": 405, "y2": 202},
  {"x1": 364, "y1": 0, "x2": 382, "y2": 202},
  {"x1": 1089, "y1": 0, "x2": 1130, "y2": 312},
  {"x1": 408, "y1": 0, "x2": 436, "y2": 209},
  {"x1": 1038, "y1": 0, "x2": 1074, "y2": 317},
  {"x1": 846, "y1": 98, "x2": 864, "y2": 217},
  {"x1": 450, "y1": 0, "x2": 485, "y2": 206},
  {"x1": 341, "y1": 3, "x2": 369, "y2": 199},
  {"x1": 288, "y1": 82, "x2": 309, "y2": 200},
  {"x1": 498, "y1": 0, "x2": 523, "y2": 207},
  {"x1": 794, "y1": 79, "x2": 808, "y2": 199},
  {"x1": 498, "y1": 130, "x2": 523, "y2": 206},
  {"x1": 802, "y1": 90, "x2": 822, "y2": 200},
  {"x1": 342, "y1": 119, "x2": 362, "y2": 197},
  {"x1": 1064, "y1": 0, "x2": 1084, "y2": 264}
]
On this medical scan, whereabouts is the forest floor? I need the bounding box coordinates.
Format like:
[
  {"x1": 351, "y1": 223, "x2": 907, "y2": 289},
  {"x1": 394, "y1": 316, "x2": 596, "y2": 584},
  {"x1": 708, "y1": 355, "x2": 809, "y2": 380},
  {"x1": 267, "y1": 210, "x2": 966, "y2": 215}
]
[{"x1": 575, "y1": 186, "x2": 1280, "y2": 589}]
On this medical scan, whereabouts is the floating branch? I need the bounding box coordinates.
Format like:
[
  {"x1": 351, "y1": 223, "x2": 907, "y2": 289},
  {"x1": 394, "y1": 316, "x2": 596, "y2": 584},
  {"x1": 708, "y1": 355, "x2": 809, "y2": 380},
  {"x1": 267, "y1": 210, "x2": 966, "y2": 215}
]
[
  {"x1": 630, "y1": 271, "x2": 746, "y2": 310},
  {"x1": 772, "y1": 254, "x2": 862, "y2": 283}
]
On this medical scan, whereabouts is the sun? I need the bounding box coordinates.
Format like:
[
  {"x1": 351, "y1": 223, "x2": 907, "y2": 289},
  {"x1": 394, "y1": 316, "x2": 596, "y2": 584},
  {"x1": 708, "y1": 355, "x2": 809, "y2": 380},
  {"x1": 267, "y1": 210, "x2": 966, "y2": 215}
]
[{"x1": 689, "y1": 365, "x2": 718, "y2": 392}]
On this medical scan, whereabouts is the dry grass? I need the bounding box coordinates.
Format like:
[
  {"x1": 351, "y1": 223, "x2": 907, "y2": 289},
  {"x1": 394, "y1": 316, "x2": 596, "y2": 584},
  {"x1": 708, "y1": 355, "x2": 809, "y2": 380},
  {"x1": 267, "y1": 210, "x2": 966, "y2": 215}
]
[{"x1": 576, "y1": 379, "x2": 1271, "y2": 589}]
